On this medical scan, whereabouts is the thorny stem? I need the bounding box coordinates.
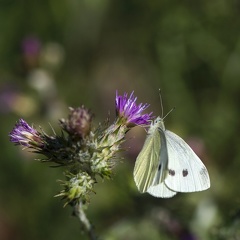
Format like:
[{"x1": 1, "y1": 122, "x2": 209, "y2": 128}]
[{"x1": 74, "y1": 202, "x2": 97, "y2": 240}]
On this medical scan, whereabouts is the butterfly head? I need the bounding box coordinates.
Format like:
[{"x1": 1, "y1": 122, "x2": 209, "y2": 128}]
[{"x1": 149, "y1": 116, "x2": 165, "y2": 133}]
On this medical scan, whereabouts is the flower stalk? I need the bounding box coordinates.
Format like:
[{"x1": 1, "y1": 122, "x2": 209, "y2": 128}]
[{"x1": 74, "y1": 201, "x2": 97, "y2": 240}]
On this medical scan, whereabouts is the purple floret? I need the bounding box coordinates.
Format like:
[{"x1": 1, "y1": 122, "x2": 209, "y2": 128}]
[
  {"x1": 9, "y1": 119, "x2": 40, "y2": 147},
  {"x1": 115, "y1": 91, "x2": 152, "y2": 126}
]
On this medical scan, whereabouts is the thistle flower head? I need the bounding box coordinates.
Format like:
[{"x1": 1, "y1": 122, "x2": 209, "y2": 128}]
[
  {"x1": 115, "y1": 91, "x2": 152, "y2": 127},
  {"x1": 9, "y1": 91, "x2": 153, "y2": 208},
  {"x1": 60, "y1": 106, "x2": 93, "y2": 139},
  {"x1": 9, "y1": 119, "x2": 44, "y2": 148}
]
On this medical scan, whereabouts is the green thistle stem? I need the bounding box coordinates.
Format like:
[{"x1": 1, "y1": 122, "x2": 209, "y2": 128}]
[{"x1": 74, "y1": 201, "x2": 97, "y2": 240}]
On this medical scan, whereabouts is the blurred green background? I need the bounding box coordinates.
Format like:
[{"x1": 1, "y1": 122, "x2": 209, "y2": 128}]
[{"x1": 1, "y1": 0, "x2": 240, "y2": 239}]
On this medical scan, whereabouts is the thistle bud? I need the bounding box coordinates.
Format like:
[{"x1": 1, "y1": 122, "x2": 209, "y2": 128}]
[
  {"x1": 60, "y1": 106, "x2": 93, "y2": 139},
  {"x1": 56, "y1": 172, "x2": 95, "y2": 205}
]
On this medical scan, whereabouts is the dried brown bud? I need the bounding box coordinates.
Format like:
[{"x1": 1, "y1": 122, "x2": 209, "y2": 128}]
[{"x1": 60, "y1": 106, "x2": 93, "y2": 139}]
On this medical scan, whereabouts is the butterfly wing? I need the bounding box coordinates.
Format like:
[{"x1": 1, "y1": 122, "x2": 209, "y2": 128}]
[
  {"x1": 133, "y1": 125, "x2": 161, "y2": 193},
  {"x1": 147, "y1": 184, "x2": 177, "y2": 197},
  {"x1": 147, "y1": 128, "x2": 177, "y2": 198},
  {"x1": 164, "y1": 130, "x2": 210, "y2": 192},
  {"x1": 134, "y1": 119, "x2": 177, "y2": 198}
]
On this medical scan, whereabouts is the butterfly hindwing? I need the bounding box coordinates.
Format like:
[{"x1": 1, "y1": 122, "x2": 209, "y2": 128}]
[
  {"x1": 164, "y1": 130, "x2": 210, "y2": 192},
  {"x1": 147, "y1": 127, "x2": 176, "y2": 197},
  {"x1": 133, "y1": 122, "x2": 161, "y2": 193}
]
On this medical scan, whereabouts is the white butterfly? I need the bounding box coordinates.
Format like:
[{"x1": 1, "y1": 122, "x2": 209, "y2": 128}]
[{"x1": 133, "y1": 116, "x2": 210, "y2": 197}]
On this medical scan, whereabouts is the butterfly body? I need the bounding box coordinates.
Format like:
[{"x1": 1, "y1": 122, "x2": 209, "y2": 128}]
[{"x1": 134, "y1": 117, "x2": 210, "y2": 198}]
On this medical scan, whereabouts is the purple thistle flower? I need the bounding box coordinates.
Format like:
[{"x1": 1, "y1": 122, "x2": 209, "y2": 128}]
[
  {"x1": 9, "y1": 119, "x2": 43, "y2": 148},
  {"x1": 115, "y1": 91, "x2": 152, "y2": 127}
]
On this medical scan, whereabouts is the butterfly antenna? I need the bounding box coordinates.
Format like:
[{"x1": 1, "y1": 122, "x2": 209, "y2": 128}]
[
  {"x1": 158, "y1": 89, "x2": 175, "y2": 120},
  {"x1": 163, "y1": 107, "x2": 175, "y2": 120},
  {"x1": 158, "y1": 88, "x2": 164, "y2": 118}
]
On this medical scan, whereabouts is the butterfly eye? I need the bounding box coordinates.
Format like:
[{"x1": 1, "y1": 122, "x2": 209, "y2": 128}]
[
  {"x1": 153, "y1": 117, "x2": 161, "y2": 125},
  {"x1": 182, "y1": 169, "x2": 188, "y2": 177}
]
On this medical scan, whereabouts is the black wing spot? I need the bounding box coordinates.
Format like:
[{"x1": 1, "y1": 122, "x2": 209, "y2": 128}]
[
  {"x1": 158, "y1": 164, "x2": 162, "y2": 171},
  {"x1": 169, "y1": 169, "x2": 175, "y2": 176},
  {"x1": 182, "y1": 169, "x2": 188, "y2": 177}
]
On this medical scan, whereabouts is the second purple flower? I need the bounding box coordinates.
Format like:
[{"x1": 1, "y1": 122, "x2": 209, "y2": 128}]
[{"x1": 115, "y1": 91, "x2": 153, "y2": 127}]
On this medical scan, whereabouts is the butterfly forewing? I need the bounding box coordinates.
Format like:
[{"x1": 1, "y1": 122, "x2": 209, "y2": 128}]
[{"x1": 164, "y1": 130, "x2": 210, "y2": 192}]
